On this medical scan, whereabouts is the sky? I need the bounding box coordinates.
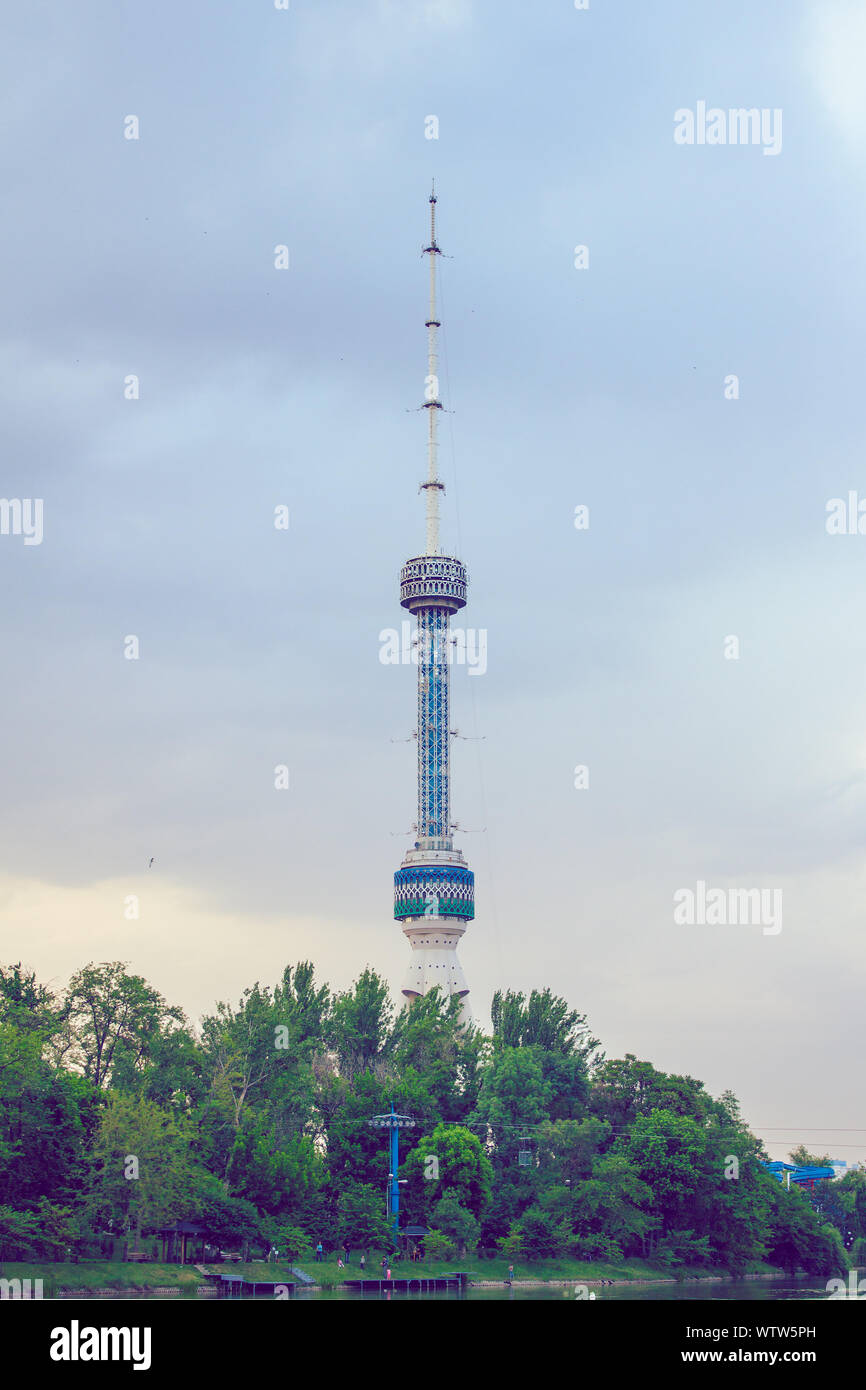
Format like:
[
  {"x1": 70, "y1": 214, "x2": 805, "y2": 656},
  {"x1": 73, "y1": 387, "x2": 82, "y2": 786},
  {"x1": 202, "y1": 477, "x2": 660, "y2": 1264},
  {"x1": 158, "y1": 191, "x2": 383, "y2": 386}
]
[{"x1": 1, "y1": 0, "x2": 864, "y2": 1165}]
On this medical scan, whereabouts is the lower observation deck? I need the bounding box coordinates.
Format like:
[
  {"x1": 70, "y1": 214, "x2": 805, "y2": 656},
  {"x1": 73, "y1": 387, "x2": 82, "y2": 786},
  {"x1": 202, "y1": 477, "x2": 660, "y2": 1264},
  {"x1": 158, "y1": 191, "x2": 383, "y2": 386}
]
[{"x1": 394, "y1": 863, "x2": 474, "y2": 921}]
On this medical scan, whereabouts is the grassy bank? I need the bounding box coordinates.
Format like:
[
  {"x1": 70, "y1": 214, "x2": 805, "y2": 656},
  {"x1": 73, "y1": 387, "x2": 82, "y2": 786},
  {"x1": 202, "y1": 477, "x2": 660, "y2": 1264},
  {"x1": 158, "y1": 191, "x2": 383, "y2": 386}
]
[
  {"x1": 0, "y1": 1256, "x2": 786, "y2": 1296},
  {"x1": 295, "y1": 1253, "x2": 782, "y2": 1286},
  {"x1": 0, "y1": 1261, "x2": 207, "y2": 1295}
]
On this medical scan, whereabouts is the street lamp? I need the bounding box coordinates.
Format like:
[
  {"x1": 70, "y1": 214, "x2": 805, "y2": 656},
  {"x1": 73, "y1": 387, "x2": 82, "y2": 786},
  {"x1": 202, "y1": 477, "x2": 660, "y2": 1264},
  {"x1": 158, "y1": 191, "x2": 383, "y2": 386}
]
[{"x1": 369, "y1": 1104, "x2": 416, "y2": 1237}]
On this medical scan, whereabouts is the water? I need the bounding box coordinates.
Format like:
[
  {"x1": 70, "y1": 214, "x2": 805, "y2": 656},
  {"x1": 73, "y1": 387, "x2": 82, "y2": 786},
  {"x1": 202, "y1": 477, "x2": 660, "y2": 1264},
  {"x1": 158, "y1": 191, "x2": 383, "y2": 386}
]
[
  {"x1": 287, "y1": 1277, "x2": 832, "y2": 1302},
  {"x1": 50, "y1": 1276, "x2": 835, "y2": 1301}
]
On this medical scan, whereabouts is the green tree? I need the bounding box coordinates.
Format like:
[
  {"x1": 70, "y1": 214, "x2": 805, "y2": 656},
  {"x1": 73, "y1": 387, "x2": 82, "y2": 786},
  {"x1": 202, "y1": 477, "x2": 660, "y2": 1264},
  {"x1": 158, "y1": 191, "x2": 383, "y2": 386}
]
[
  {"x1": 500, "y1": 1205, "x2": 571, "y2": 1260},
  {"x1": 86, "y1": 1093, "x2": 195, "y2": 1253},
  {"x1": 536, "y1": 1117, "x2": 611, "y2": 1184},
  {"x1": 591, "y1": 1055, "x2": 711, "y2": 1129},
  {"x1": 491, "y1": 988, "x2": 600, "y2": 1058},
  {"x1": 328, "y1": 968, "x2": 393, "y2": 1076},
  {"x1": 0, "y1": 963, "x2": 64, "y2": 1038},
  {"x1": 429, "y1": 1191, "x2": 480, "y2": 1253},
  {"x1": 424, "y1": 1229, "x2": 456, "y2": 1261},
  {"x1": 473, "y1": 1043, "x2": 550, "y2": 1138},
  {"x1": 336, "y1": 1183, "x2": 392, "y2": 1252},
  {"x1": 788, "y1": 1145, "x2": 834, "y2": 1168},
  {"x1": 201, "y1": 964, "x2": 327, "y2": 1161},
  {"x1": 402, "y1": 1122, "x2": 492, "y2": 1222},
  {"x1": 225, "y1": 1114, "x2": 324, "y2": 1221},
  {"x1": 615, "y1": 1108, "x2": 707, "y2": 1260},
  {"x1": 63, "y1": 962, "x2": 185, "y2": 1091},
  {"x1": 390, "y1": 990, "x2": 475, "y2": 1121},
  {"x1": 0, "y1": 1022, "x2": 93, "y2": 1211},
  {"x1": 0, "y1": 1199, "x2": 78, "y2": 1260}
]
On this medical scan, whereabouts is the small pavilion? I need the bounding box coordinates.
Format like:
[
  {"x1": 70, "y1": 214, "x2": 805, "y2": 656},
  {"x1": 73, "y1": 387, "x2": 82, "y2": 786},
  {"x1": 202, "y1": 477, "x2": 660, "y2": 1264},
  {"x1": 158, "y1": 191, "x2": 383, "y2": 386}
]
[
  {"x1": 155, "y1": 1220, "x2": 214, "y2": 1265},
  {"x1": 400, "y1": 1224, "x2": 429, "y2": 1259}
]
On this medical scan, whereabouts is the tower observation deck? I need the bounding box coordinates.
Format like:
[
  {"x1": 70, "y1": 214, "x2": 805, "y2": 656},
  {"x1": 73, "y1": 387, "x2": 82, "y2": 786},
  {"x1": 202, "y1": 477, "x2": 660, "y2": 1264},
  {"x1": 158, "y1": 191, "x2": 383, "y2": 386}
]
[{"x1": 394, "y1": 188, "x2": 474, "y2": 1025}]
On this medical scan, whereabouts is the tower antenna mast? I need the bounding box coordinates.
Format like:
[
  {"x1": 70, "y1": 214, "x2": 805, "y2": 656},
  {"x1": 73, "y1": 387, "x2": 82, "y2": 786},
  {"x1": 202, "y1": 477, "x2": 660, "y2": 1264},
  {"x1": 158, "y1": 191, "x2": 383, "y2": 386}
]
[{"x1": 421, "y1": 181, "x2": 445, "y2": 556}]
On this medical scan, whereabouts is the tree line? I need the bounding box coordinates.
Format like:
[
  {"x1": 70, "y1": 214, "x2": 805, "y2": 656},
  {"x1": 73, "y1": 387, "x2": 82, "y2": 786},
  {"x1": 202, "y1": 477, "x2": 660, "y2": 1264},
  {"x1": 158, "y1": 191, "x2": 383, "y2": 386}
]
[{"x1": 0, "y1": 959, "x2": 856, "y2": 1274}]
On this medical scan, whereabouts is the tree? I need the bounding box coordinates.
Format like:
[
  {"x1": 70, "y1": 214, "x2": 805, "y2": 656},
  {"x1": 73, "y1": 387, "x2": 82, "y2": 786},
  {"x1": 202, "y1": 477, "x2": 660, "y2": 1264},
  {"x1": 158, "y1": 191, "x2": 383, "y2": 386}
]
[
  {"x1": 225, "y1": 1114, "x2": 324, "y2": 1221},
  {"x1": 337, "y1": 1183, "x2": 392, "y2": 1252},
  {"x1": 429, "y1": 1191, "x2": 480, "y2": 1253},
  {"x1": 500, "y1": 1206, "x2": 571, "y2": 1260},
  {"x1": 473, "y1": 1043, "x2": 550, "y2": 1138},
  {"x1": 63, "y1": 962, "x2": 185, "y2": 1091},
  {"x1": 200, "y1": 964, "x2": 327, "y2": 1163},
  {"x1": 536, "y1": 1117, "x2": 611, "y2": 1184},
  {"x1": 189, "y1": 1177, "x2": 261, "y2": 1249},
  {"x1": 615, "y1": 1108, "x2": 707, "y2": 1260},
  {"x1": 571, "y1": 1152, "x2": 652, "y2": 1253},
  {"x1": 424, "y1": 1230, "x2": 456, "y2": 1261},
  {"x1": 591, "y1": 1055, "x2": 711, "y2": 1129},
  {"x1": 86, "y1": 1094, "x2": 195, "y2": 1253},
  {"x1": 762, "y1": 1180, "x2": 847, "y2": 1277},
  {"x1": 491, "y1": 988, "x2": 600, "y2": 1059},
  {"x1": 402, "y1": 1123, "x2": 493, "y2": 1222},
  {"x1": 0, "y1": 1021, "x2": 93, "y2": 1211},
  {"x1": 788, "y1": 1145, "x2": 834, "y2": 1168},
  {"x1": 328, "y1": 968, "x2": 393, "y2": 1076},
  {"x1": 0, "y1": 963, "x2": 63, "y2": 1038},
  {"x1": 390, "y1": 989, "x2": 474, "y2": 1121},
  {"x1": 0, "y1": 1199, "x2": 78, "y2": 1260},
  {"x1": 261, "y1": 1220, "x2": 307, "y2": 1261}
]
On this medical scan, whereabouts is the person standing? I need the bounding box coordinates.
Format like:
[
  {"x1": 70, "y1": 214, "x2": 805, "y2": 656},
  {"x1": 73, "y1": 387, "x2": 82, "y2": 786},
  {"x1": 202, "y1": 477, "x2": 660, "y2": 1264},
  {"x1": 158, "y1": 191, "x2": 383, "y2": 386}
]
[
  {"x1": 316, "y1": 1241, "x2": 323, "y2": 1263},
  {"x1": 507, "y1": 1263, "x2": 514, "y2": 1285},
  {"x1": 360, "y1": 1253, "x2": 366, "y2": 1274}
]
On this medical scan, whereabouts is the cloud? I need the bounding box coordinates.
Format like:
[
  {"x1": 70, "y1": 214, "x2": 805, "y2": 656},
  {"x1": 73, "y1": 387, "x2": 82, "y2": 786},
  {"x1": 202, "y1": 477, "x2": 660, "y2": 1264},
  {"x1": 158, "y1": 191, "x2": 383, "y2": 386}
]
[
  {"x1": 377, "y1": 0, "x2": 472, "y2": 29},
  {"x1": 0, "y1": 874, "x2": 385, "y2": 1025},
  {"x1": 804, "y1": 0, "x2": 866, "y2": 143}
]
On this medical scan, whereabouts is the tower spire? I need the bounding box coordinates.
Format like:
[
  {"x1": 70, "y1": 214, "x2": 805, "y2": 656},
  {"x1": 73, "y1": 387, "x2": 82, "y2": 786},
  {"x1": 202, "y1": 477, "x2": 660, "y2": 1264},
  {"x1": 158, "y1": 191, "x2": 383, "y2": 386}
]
[{"x1": 421, "y1": 181, "x2": 444, "y2": 556}]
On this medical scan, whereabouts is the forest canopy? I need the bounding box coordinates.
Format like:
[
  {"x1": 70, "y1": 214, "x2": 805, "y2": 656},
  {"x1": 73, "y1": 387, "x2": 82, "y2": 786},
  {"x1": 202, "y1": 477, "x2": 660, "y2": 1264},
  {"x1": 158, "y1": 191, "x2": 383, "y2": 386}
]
[{"x1": 0, "y1": 960, "x2": 853, "y2": 1276}]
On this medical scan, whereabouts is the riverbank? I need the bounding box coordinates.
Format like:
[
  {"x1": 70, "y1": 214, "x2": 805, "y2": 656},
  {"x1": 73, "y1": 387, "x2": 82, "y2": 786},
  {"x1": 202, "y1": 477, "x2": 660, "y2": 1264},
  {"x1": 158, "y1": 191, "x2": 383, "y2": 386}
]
[{"x1": 0, "y1": 1257, "x2": 791, "y2": 1298}]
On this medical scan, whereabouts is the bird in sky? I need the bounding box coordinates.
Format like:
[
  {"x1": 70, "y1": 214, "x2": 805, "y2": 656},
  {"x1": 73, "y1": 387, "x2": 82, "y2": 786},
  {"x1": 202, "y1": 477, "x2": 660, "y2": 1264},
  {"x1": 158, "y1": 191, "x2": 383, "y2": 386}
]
[{"x1": 147, "y1": 857, "x2": 154, "y2": 869}]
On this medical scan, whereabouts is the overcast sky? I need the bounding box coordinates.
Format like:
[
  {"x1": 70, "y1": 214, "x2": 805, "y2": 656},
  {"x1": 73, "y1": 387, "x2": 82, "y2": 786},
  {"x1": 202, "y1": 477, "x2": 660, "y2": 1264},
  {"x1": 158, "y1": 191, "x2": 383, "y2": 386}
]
[{"x1": 1, "y1": 0, "x2": 864, "y2": 1165}]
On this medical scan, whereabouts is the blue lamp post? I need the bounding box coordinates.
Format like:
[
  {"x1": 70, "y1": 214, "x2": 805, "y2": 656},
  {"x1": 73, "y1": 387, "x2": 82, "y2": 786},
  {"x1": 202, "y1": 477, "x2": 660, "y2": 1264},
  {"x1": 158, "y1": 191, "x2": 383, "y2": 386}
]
[{"x1": 368, "y1": 1105, "x2": 416, "y2": 1236}]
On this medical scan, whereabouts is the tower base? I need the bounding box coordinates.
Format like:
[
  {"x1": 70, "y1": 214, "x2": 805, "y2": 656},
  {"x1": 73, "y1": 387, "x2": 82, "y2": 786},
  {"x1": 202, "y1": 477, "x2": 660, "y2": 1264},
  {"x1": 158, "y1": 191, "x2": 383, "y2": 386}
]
[{"x1": 401, "y1": 918, "x2": 471, "y2": 1026}]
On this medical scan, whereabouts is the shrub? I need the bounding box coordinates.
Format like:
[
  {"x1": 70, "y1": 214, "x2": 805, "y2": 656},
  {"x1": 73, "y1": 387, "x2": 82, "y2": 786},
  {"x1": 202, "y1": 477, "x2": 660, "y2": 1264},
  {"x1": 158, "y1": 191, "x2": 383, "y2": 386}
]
[{"x1": 423, "y1": 1230, "x2": 456, "y2": 1261}]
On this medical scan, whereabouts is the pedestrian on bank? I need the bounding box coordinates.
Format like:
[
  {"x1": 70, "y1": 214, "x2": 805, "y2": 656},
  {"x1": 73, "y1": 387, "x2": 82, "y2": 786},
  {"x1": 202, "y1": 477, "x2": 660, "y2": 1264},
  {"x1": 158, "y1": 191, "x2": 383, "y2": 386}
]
[
  {"x1": 316, "y1": 1241, "x2": 323, "y2": 1263},
  {"x1": 360, "y1": 1254, "x2": 366, "y2": 1273},
  {"x1": 507, "y1": 1264, "x2": 514, "y2": 1285}
]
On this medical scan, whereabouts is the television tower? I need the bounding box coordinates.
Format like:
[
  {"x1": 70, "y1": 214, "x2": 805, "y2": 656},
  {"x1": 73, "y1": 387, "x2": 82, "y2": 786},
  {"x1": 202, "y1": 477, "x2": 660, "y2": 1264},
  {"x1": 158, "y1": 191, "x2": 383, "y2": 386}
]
[{"x1": 393, "y1": 187, "x2": 474, "y2": 1024}]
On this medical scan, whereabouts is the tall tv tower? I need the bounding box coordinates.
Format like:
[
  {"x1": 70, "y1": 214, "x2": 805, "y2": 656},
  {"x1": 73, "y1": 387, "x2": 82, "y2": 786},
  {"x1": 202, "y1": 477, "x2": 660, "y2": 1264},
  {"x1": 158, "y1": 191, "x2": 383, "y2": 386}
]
[{"x1": 393, "y1": 186, "x2": 474, "y2": 1025}]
